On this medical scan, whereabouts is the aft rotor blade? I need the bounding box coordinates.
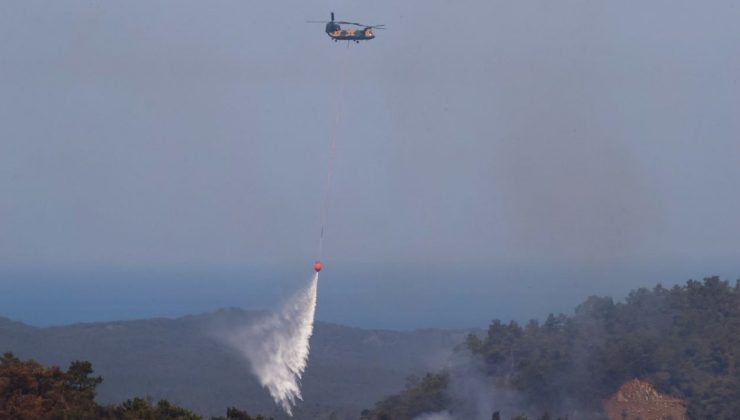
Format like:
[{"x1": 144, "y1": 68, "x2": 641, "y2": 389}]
[{"x1": 335, "y1": 21, "x2": 365, "y2": 26}]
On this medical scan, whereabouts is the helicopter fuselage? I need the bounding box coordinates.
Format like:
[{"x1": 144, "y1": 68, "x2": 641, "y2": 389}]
[{"x1": 325, "y1": 23, "x2": 375, "y2": 42}]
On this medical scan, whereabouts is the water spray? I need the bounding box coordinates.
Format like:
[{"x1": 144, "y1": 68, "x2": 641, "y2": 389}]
[{"x1": 226, "y1": 274, "x2": 319, "y2": 416}]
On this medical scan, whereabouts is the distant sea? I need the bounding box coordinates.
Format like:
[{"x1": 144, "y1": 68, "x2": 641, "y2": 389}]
[{"x1": 2, "y1": 261, "x2": 738, "y2": 330}]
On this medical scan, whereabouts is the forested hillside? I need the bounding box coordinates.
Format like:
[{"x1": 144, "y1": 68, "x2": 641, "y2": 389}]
[
  {"x1": 4, "y1": 277, "x2": 738, "y2": 419},
  {"x1": 0, "y1": 308, "x2": 465, "y2": 419},
  {"x1": 0, "y1": 353, "x2": 268, "y2": 419},
  {"x1": 367, "y1": 277, "x2": 740, "y2": 419}
]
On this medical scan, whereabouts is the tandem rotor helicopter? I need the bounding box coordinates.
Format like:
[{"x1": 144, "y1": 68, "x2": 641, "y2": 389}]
[{"x1": 308, "y1": 12, "x2": 385, "y2": 43}]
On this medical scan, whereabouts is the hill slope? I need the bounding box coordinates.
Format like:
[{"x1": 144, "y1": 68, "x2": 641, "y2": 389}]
[{"x1": 0, "y1": 309, "x2": 466, "y2": 419}]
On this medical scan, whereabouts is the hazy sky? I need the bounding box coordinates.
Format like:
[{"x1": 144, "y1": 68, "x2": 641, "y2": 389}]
[{"x1": 1, "y1": 1, "x2": 739, "y2": 327}]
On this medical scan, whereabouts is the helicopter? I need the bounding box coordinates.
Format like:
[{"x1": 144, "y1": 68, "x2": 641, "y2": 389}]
[{"x1": 308, "y1": 12, "x2": 385, "y2": 43}]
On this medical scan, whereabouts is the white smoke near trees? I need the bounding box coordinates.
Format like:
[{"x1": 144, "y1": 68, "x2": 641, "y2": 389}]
[
  {"x1": 225, "y1": 273, "x2": 318, "y2": 416},
  {"x1": 413, "y1": 411, "x2": 454, "y2": 420},
  {"x1": 414, "y1": 352, "x2": 525, "y2": 420}
]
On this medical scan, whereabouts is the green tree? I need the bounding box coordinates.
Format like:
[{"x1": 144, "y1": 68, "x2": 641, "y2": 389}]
[
  {"x1": 210, "y1": 406, "x2": 271, "y2": 420},
  {"x1": 1, "y1": 354, "x2": 270, "y2": 420},
  {"x1": 102, "y1": 397, "x2": 200, "y2": 419},
  {"x1": 367, "y1": 276, "x2": 740, "y2": 418}
]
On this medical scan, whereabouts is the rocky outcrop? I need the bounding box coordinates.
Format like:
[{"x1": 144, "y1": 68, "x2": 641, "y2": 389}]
[{"x1": 604, "y1": 379, "x2": 686, "y2": 420}]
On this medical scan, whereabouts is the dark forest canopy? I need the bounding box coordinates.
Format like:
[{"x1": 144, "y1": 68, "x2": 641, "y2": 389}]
[
  {"x1": 0, "y1": 353, "x2": 269, "y2": 420},
  {"x1": 367, "y1": 276, "x2": 740, "y2": 420}
]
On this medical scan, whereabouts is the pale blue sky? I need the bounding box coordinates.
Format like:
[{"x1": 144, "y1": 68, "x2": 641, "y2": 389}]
[{"x1": 1, "y1": 1, "x2": 739, "y2": 327}]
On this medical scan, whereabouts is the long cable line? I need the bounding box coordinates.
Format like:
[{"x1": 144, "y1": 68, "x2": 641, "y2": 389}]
[{"x1": 317, "y1": 56, "x2": 350, "y2": 261}]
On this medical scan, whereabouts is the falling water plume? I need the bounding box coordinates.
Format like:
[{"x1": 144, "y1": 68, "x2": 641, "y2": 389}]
[{"x1": 226, "y1": 273, "x2": 318, "y2": 415}]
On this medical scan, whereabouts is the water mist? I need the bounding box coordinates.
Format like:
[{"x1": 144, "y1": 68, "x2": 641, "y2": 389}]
[{"x1": 226, "y1": 273, "x2": 318, "y2": 415}]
